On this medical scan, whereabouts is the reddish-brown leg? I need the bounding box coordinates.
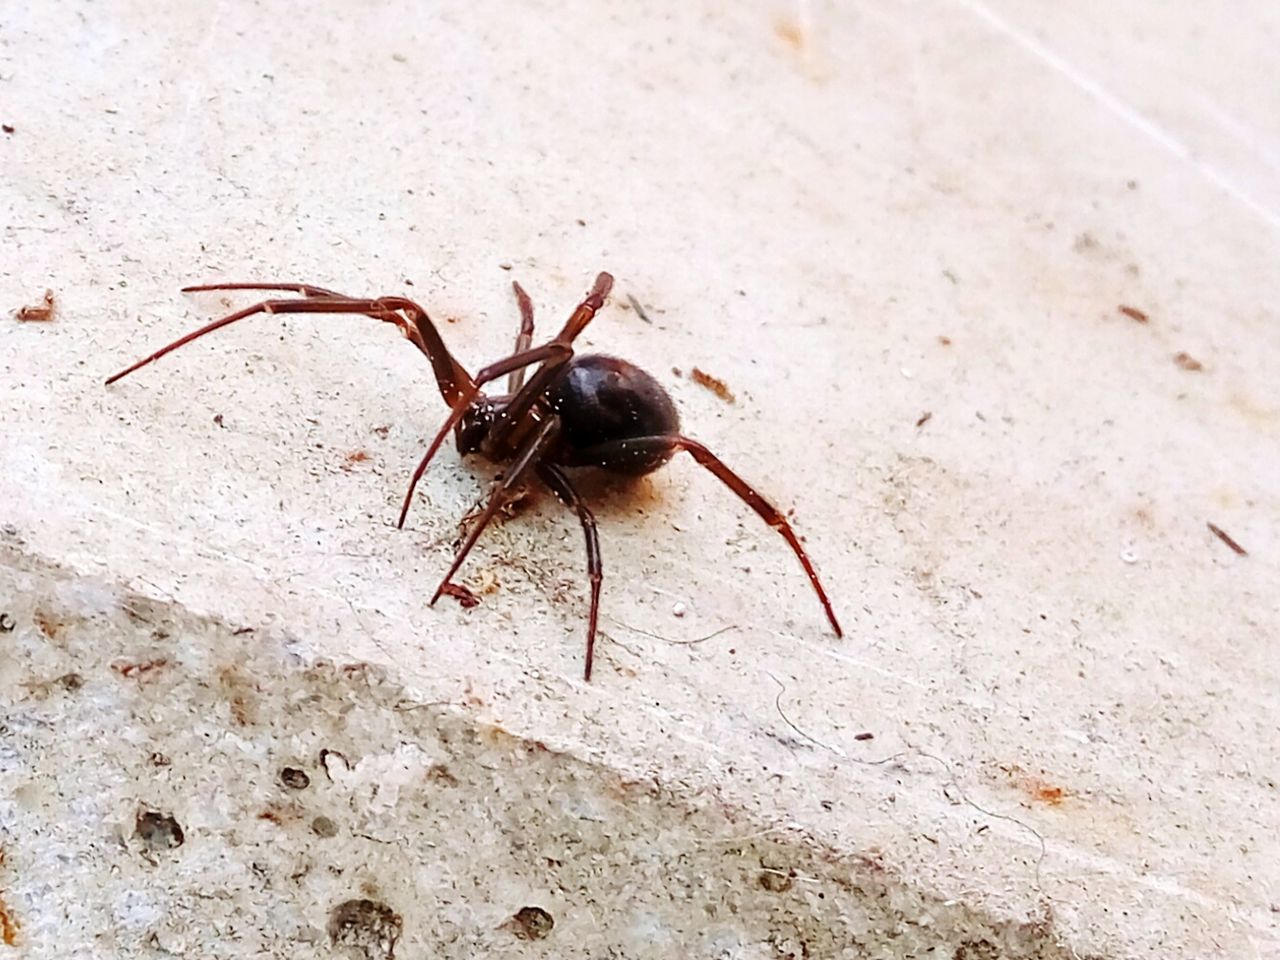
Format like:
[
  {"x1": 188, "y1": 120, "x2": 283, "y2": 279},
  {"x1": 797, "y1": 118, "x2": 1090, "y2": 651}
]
[
  {"x1": 106, "y1": 290, "x2": 475, "y2": 407},
  {"x1": 538, "y1": 462, "x2": 603, "y2": 681},
  {"x1": 427, "y1": 417, "x2": 561, "y2": 604},
  {"x1": 570, "y1": 435, "x2": 843, "y2": 638},
  {"x1": 182, "y1": 282, "x2": 351, "y2": 298},
  {"x1": 508, "y1": 282, "x2": 536, "y2": 393},
  {"x1": 484, "y1": 273, "x2": 613, "y2": 453},
  {"x1": 396, "y1": 341, "x2": 572, "y2": 528}
]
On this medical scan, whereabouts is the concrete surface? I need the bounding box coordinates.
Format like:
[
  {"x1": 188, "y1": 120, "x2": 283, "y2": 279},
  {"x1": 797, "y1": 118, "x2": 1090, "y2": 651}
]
[{"x1": 2, "y1": 1, "x2": 1277, "y2": 958}]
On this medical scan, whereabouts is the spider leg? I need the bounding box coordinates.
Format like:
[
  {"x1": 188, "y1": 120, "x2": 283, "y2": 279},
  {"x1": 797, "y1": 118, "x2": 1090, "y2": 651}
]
[
  {"x1": 181, "y1": 282, "x2": 352, "y2": 298},
  {"x1": 569, "y1": 435, "x2": 843, "y2": 638},
  {"x1": 508, "y1": 282, "x2": 536, "y2": 393},
  {"x1": 396, "y1": 339, "x2": 574, "y2": 528},
  {"x1": 428, "y1": 417, "x2": 562, "y2": 605},
  {"x1": 537, "y1": 462, "x2": 603, "y2": 681},
  {"x1": 482, "y1": 272, "x2": 614, "y2": 455},
  {"x1": 107, "y1": 291, "x2": 476, "y2": 407}
]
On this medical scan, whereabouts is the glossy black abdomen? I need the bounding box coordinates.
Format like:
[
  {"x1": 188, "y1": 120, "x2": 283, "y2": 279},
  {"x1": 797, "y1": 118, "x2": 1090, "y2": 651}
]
[{"x1": 548, "y1": 354, "x2": 680, "y2": 475}]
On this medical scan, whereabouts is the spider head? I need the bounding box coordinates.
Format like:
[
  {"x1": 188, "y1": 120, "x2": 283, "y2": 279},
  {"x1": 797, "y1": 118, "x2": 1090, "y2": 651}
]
[{"x1": 454, "y1": 394, "x2": 500, "y2": 456}]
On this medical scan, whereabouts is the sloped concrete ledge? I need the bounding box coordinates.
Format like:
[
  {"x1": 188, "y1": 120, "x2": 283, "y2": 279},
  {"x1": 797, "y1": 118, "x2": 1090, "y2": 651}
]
[{"x1": 1, "y1": 544, "x2": 1084, "y2": 960}]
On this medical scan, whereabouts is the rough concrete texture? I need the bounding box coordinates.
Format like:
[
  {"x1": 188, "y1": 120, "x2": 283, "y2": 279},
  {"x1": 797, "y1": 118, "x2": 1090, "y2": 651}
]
[
  {"x1": 1, "y1": 545, "x2": 1079, "y2": 959},
  {"x1": 2, "y1": 1, "x2": 1278, "y2": 958}
]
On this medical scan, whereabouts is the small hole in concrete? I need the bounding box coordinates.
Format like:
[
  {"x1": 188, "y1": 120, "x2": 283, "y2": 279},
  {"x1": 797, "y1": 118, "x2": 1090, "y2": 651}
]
[
  {"x1": 328, "y1": 899, "x2": 402, "y2": 960},
  {"x1": 0, "y1": 613, "x2": 15, "y2": 633},
  {"x1": 508, "y1": 906, "x2": 554, "y2": 940},
  {"x1": 312, "y1": 816, "x2": 339, "y2": 838},
  {"x1": 759, "y1": 870, "x2": 794, "y2": 893},
  {"x1": 58, "y1": 672, "x2": 83, "y2": 690},
  {"x1": 135, "y1": 810, "x2": 184, "y2": 850},
  {"x1": 280, "y1": 766, "x2": 311, "y2": 790}
]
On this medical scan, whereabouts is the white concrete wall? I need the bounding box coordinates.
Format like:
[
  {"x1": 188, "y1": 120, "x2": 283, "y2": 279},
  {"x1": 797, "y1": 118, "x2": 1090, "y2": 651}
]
[{"x1": 2, "y1": 1, "x2": 1277, "y2": 957}]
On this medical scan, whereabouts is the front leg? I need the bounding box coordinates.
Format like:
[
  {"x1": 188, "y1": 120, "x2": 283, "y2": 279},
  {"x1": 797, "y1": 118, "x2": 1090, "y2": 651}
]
[{"x1": 428, "y1": 417, "x2": 562, "y2": 605}]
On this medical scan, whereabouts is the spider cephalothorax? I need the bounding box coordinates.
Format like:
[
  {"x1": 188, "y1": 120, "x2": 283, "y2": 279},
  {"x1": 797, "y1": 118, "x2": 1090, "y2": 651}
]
[{"x1": 106, "y1": 272, "x2": 841, "y2": 680}]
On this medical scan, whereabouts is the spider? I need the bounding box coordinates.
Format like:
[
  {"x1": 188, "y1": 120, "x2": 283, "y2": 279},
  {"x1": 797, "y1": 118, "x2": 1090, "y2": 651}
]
[{"x1": 106, "y1": 272, "x2": 843, "y2": 679}]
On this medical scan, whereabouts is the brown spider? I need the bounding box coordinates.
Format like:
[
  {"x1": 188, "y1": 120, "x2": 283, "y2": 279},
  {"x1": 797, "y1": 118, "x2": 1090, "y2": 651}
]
[{"x1": 106, "y1": 272, "x2": 842, "y2": 679}]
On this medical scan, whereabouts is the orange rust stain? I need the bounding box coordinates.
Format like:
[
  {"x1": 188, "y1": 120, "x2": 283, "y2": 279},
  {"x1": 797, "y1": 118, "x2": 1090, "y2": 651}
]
[
  {"x1": 1030, "y1": 780, "x2": 1066, "y2": 804},
  {"x1": 775, "y1": 16, "x2": 806, "y2": 51},
  {"x1": 0, "y1": 895, "x2": 18, "y2": 947},
  {"x1": 998, "y1": 763, "x2": 1070, "y2": 805},
  {"x1": 32, "y1": 609, "x2": 62, "y2": 640},
  {"x1": 341, "y1": 450, "x2": 371, "y2": 472}
]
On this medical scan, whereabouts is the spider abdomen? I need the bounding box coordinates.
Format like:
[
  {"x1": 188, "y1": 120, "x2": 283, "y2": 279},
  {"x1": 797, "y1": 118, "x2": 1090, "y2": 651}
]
[{"x1": 549, "y1": 354, "x2": 680, "y2": 475}]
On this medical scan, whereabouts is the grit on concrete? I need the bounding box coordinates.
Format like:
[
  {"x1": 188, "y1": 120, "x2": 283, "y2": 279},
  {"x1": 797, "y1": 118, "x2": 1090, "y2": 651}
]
[{"x1": 1, "y1": 1, "x2": 1277, "y2": 958}]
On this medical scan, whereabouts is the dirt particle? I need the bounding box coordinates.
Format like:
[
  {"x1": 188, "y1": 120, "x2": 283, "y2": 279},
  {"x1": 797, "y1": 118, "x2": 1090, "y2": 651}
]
[
  {"x1": 213, "y1": 413, "x2": 225, "y2": 427},
  {"x1": 1, "y1": 124, "x2": 14, "y2": 135},
  {"x1": 149, "y1": 752, "x2": 171, "y2": 767},
  {"x1": 372, "y1": 424, "x2": 391, "y2": 438},
  {"x1": 439, "y1": 582, "x2": 480, "y2": 609},
  {"x1": 937, "y1": 335, "x2": 952, "y2": 347},
  {"x1": 853, "y1": 732, "x2": 874, "y2": 741},
  {"x1": 135, "y1": 810, "x2": 185, "y2": 850},
  {"x1": 956, "y1": 940, "x2": 1001, "y2": 960},
  {"x1": 328, "y1": 898, "x2": 403, "y2": 960},
  {"x1": 915, "y1": 411, "x2": 932, "y2": 428},
  {"x1": 1206, "y1": 521, "x2": 1248, "y2": 556},
  {"x1": 1173, "y1": 351, "x2": 1203, "y2": 372},
  {"x1": 505, "y1": 906, "x2": 554, "y2": 940},
  {"x1": 111, "y1": 657, "x2": 169, "y2": 679},
  {"x1": 690, "y1": 367, "x2": 736, "y2": 404},
  {"x1": 280, "y1": 766, "x2": 311, "y2": 790},
  {"x1": 312, "y1": 816, "x2": 339, "y2": 838},
  {"x1": 427, "y1": 763, "x2": 460, "y2": 787},
  {"x1": 625, "y1": 292, "x2": 653, "y2": 324},
  {"x1": 14, "y1": 289, "x2": 54, "y2": 322},
  {"x1": 1118, "y1": 305, "x2": 1149, "y2": 323}
]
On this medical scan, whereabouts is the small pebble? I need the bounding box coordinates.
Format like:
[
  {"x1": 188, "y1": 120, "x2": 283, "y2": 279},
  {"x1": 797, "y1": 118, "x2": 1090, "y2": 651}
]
[{"x1": 672, "y1": 601, "x2": 687, "y2": 618}]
